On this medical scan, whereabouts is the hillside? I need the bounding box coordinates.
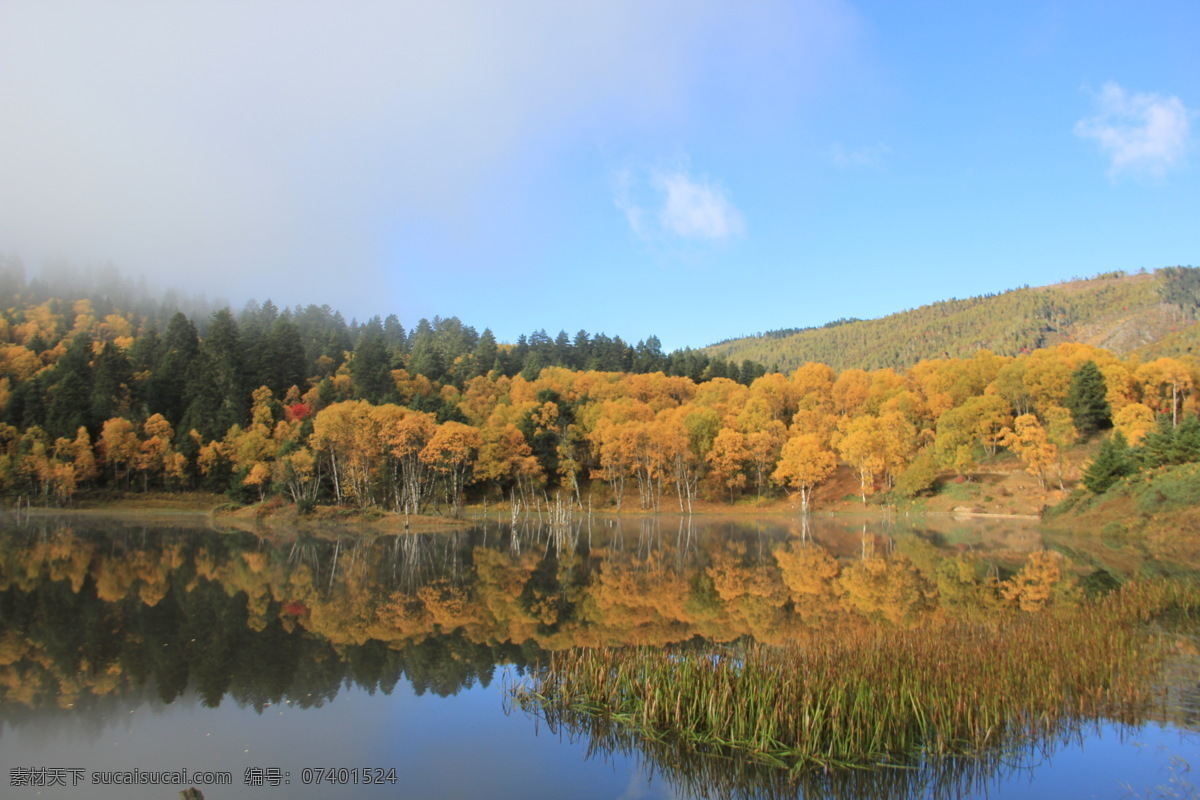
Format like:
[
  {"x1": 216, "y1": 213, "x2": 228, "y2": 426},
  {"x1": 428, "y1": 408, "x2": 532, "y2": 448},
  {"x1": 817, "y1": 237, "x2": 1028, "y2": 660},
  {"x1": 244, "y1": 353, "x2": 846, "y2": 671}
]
[{"x1": 705, "y1": 268, "x2": 1200, "y2": 372}]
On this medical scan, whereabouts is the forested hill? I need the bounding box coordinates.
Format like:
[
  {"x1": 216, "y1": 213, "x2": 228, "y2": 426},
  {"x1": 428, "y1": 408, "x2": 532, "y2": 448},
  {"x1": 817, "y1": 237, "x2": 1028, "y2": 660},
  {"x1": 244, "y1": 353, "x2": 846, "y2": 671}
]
[
  {"x1": 0, "y1": 256, "x2": 772, "y2": 445},
  {"x1": 706, "y1": 268, "x2": 1200, "y2": 373}
]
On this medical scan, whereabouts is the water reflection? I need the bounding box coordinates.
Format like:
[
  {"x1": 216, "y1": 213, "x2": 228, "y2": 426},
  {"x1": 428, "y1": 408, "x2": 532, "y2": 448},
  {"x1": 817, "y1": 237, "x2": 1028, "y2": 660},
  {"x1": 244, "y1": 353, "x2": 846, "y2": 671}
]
[
  {"x1": 1, "y1": 512, "x2": 1196, "y2": 799},
  {"x1": 533, "y1": 705, "x2": 1117, "y2": 800}
]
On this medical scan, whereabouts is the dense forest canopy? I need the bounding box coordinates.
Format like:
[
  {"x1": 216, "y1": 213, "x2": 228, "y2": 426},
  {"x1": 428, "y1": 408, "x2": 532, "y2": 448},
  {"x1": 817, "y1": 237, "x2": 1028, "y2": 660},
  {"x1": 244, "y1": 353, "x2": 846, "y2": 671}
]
[
  {"x1": 706, "y1": 267, "x2": 1200, "y2": 372},
  {"x1": 0, "y1": 256, "x2": 1196, "y2": 512}
]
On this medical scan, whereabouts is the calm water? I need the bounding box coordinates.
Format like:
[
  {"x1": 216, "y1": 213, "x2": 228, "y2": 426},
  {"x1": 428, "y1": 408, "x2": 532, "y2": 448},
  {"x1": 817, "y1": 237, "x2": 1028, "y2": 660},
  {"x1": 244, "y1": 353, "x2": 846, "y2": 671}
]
[{"x1": 1, "y1": 512, "x2": 1196, "y2": 800}]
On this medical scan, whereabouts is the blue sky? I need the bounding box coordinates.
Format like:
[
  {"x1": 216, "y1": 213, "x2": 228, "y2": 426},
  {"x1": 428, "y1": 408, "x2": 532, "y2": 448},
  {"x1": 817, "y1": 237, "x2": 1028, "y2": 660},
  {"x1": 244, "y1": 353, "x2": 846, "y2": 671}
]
[{"x1": 1, "y1": 1, "x2": 1196, "y2": 351}]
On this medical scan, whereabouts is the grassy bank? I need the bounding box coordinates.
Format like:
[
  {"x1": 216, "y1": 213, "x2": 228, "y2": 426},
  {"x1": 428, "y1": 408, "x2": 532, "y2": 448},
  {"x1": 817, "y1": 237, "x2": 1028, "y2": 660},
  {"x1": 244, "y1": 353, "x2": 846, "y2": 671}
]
[
  {"x1": 513, "y1": 580, "x2": 1200, "y2": 773},
  {"x1": 1043, "y1": 462, "x2": 1200, "y2": 537}
]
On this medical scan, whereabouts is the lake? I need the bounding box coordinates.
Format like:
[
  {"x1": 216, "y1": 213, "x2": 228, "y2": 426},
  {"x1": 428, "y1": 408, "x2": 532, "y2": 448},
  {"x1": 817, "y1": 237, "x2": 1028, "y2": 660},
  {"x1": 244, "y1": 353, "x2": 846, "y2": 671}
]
[{"x1": 1, "y1": 512, "x2": 1196, "y2": 799}]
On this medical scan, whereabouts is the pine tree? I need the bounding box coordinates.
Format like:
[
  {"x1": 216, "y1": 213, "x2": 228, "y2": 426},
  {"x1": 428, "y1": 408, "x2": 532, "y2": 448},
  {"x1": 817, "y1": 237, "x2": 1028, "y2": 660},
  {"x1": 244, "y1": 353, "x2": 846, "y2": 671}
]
[
  {"x1": 472, "y1": 329, "x2": 499, "y2": 378},
  {"x1": 1082, "y1": 430, "x2": 1135, "y2": 494},
  {"x1": 1066, "y1": 360, "x2": 1111, "y2": 438},
  {"x1": 45, "y1": 334, "x2": 94, "y2": 439},
  {"x1": 351, "y1": 330, "x2": 395, "y2": 403},
  {"x1": 149, "y1": 312, "x2": 200, "y2": 424},
  {"x1": 91, "y1": 341, "x2": 133, "y2": 426},
  {"x1": 182, "y1": 308, "x2": 246, "y2": 440},
  {"x1": 257, "y1": 315, "x2": 307, "y2": 396}
]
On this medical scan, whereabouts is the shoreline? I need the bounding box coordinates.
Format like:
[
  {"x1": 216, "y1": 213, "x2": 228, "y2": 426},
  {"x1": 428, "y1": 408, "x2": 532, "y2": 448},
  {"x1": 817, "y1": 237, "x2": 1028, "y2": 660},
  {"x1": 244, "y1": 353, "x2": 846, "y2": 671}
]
[{"x1": 3, "y1": 493, "x2": 1045, "y2": 532}]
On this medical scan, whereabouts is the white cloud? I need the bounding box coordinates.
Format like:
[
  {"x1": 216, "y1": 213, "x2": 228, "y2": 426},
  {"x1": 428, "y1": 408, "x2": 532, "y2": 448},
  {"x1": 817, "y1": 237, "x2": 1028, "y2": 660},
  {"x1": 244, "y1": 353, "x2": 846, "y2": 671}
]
[
  {"x1": 1074, "y1": 82, "x2": 1192, "y2": 179},
  {"x1": 654, "y1": 169, "x2": 744, "y2": 241},
  {"x1": 0, "y1": 1, "x2": 854, "y2": 314},
  {"x1": 828, "y1": 142, "x2": 890, "y2": 169},
  {"x1": 615, "y1": 162, "x2": 744, "y2": 244}
]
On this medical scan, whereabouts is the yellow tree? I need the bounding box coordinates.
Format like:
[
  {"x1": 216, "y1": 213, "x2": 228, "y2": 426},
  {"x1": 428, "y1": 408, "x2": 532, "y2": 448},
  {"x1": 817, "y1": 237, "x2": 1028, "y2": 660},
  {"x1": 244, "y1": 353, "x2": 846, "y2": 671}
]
[
  {"x1": 477, "y1": 420, "x2": 543, "y2": 508},
  {"x1": 933, "y1": 394, "x2": 1012, "y2": 475},
  {"x1": 100, "y1": 417, "x2": 140, "y2": 488},
  {"x1": 1112, "y1": 402, "x2": 1156, "y2": 445},
  {"x1": 790, "y1": 362, "x2": 835, "y2": 415},
  {"x1": 606, "y1": 421, "x2": 665, "y2": 511},
  {"x1": 661, "y1": 405, "x2": 713, "y2": 513},
  {"x1": 832, "y1": 368, "x2": 870, "y2": 417},
  {"x1": 706, "y1": 428, "x2": 749, "y2": 504},
  {"x1": 1000, "y1": 413, "x2": 1057, "y2": 489},
  {"x1": 789, "y1": 408, "x2": 838, "y2": 445},
  {"x1": 1041, "y1": 405, "x2": 1076, "y2": 490},
  {"x1": 420, "y1": 421, "x2": 482, "y2": 517},
  {"x1": 772, "y1": 432, "x2": 837, "y2": 513},
  {"x1": 225, "y1": 389, "x2": 280, "y2": 499},
  {"x1": 748, "y1": 372, "x2": 798, "y2": 422},
  {"x1": 585, "y1": 399, "x2": 653, "y2": 510},
  {"x1": 311, "y1": 400, "x2": 380, "y2": 505},
  {"x1": 136, "y1": 413, "x2": 178, "y2": 491},
  {"x1": 735, "y1": 397, "x2": 787, "y2": 500},
  {"x1": 835, "y1": 415, "x2": 888, "y2": 505},
  {"x1": 275, "y1": 447, "x2": 321, "y2": 505},
  {"x1": 17, "y1": 427, "x2": 75, "y2": 504},
  {"x1": 1136, "y1": 357, "x2": 1194, "y2": 428},
  {"x1": 376, "y1": 405, "x2": 438, "y2": 514},
  {"x1": 878, "y1": 410, "x2": 918, "y2": 487},
  {"x1": 63, "y1": 427, "x2": 98, "y2": 487}
]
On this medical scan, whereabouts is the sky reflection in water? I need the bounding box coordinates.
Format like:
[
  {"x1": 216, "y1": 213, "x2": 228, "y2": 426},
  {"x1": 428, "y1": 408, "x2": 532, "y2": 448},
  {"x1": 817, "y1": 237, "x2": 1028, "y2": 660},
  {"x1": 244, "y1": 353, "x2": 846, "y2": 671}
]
[{"x1": 0, "y1": 513, "x2": 1196, "y2": 800}]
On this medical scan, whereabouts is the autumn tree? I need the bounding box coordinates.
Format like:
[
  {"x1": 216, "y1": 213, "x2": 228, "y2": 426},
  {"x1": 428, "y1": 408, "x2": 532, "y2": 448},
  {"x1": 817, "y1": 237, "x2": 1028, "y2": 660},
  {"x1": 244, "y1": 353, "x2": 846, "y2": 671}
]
[
  {"x1": 999, "y1": 414, "x2": 1057, "y2": 489},
  {"x1": 100, "y1": 417, "x2": 140, "y2": 488},
  {"x1": 933, "y1": 394, "x2": 1012, "y2": 475},
  {"x1": 734, "y1": 397, "x2": 786, "y2": 500},
  {"x1": 419, "y1": 421, "x2": 482, "y2": 517},
  {"x1": 137, "y1": 413, "x2": 184, "y2": 491},
  {"x1": 706, "y1": 428, "x2": 748, "y2": 504},
  {"x1": 772, "y1": 433, "x2": 836, "y2": 513},
  {"x1": 376, "y1": 405, "x2": 438, "y2": 514},
  {"x1": 310, "y1": 400, "x2": 381, "y2": 506},
  {"x1": 477, "y1": 420, "x2": 543, "y2": 508},
  {"x1": 835, "y1": 415, "x2": 887, "y2": 505},
  {"x1": 1136, "y1": 357, "x2": 1193, "y2": 428},
  {"x1": 1112, "y1": 402, "x2": 1156, "y2": 446}
]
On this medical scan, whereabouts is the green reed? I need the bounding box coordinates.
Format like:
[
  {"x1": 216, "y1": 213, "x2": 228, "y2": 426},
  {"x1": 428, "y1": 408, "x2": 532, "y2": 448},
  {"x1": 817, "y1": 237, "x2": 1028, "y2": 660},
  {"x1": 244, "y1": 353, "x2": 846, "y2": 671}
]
[{"x1": 512, "y1": 580, "x2": 1200, "y2": 772}]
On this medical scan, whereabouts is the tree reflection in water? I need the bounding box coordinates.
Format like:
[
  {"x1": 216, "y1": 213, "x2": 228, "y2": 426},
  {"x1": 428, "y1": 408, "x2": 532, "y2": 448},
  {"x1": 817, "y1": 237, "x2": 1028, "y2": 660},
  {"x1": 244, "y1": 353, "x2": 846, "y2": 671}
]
[{"x1": 0, "y1": 512, "x2": 1196, "y2": 797}]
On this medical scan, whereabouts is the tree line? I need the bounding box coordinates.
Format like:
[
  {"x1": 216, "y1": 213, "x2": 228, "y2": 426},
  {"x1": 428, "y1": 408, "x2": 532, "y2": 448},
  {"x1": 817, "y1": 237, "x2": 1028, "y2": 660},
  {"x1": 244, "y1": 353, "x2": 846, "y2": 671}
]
[{"x1": 0, "y1": 273, "x2": 1197, "y2": 512}]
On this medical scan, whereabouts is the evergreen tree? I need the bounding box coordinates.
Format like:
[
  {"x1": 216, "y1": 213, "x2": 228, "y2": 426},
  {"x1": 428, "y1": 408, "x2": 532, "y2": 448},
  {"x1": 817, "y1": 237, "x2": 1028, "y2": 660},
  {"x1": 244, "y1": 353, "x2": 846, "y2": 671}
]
[
  {"x1": 128, "y1": 324, "x2": 162, "y2": 412},
  {"x1": 45, "y1": 334, "x2": 94, "y2": 438},
  {"x1": 553, "y1": 330, "x2": 573, "y2": 368},
  {"x1": 351, "y1": 326, "x2": 396, "y2": 403},
  {"x1": 407, "y1": 337, "x2": 445, "y2": 384},
  {"x1": 149, "y1": 312, "x2": 200, "y2": 424},
  {"x1": 1066, "y1": 360, "x2": 1111, "y2": 437},
  {"x1": 4, "y1": 374, "x2": 47, "y2": 430},
  {"x1": 1082, "y1": 430, "x2": 1135, "y2": 494},
  {"x1": 182, "y1": 308, "x2": 247, "y2": 440},
  {"x1": 91, "y1": 341, "x2": 134, "y2": 426},
  {"x1": 258, "y1": 315, "x2": 307, "y2": 396},
  {"x1": 472, "y1": 329, "x2": 498, "y2": 377},
  {"x1": 572, "y1": 330, "x2": 591, "y2": 369},
  {"x1": 633, "y1": 336, "x2": 664, "y2": 373},
  {"x1": 1136, "y1": 414, "x2": 1200, "y2": 468},
  {"x1": 382, "y1": 314, "x2": 407, "y2": 350}
]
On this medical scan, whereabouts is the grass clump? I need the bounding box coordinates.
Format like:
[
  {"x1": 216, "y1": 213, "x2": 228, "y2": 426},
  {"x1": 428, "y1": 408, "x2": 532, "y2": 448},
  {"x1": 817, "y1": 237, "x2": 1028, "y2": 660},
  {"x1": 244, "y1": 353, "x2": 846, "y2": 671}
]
[{"x1": 514, "y1": 580, "x2": 1200, "y2": 773}]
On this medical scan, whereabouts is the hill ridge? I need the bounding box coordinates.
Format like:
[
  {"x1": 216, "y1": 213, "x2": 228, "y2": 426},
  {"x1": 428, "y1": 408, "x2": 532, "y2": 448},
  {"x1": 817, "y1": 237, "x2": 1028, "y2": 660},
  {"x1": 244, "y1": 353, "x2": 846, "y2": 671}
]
[{"x1": 704, "y1": 267, "x2": 1199, "y2": 372}]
